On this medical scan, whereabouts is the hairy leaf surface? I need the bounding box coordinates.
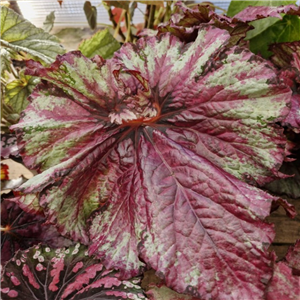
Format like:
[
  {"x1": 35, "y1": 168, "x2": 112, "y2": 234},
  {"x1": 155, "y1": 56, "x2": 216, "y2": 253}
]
[
  {"x1": 0, "y1": 244, "x2": 145, "y2": 300},
  {"x1": 0, "y1": 6, "x2": 64, "y2": 64},
  {"x1": 11, "y1": 26, "x2": 292, "y2": 298}
]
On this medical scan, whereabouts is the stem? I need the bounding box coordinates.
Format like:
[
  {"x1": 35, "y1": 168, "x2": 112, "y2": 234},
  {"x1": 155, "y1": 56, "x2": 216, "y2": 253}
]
[
  {"x1": 154, "y1": 6, "x2": 164, "y2": 27},
  {"x1": 107, "y1": 7, "x2": 126, "y2": 42},
  {"x1": 148, "y1": 4, "x2": 156, "y2": 29},
  {"x1": 0, "y1": 85, "x2": 4, "y2": 124},
  {"x1": 144, "y1": 4, "x2": 151, "y2": 28},
  {"x1": 2, "y1": 103, "x2": 14, "y2": 115},
  {"x1": 9, "y1": 63, "x2": 19, "y2": 79},
  {"x1": 125, "y1": 10, "x2": 132, "y2": 43},
  {"x1": 114, "y1": 10, "x2": 126, "y2": 42}
]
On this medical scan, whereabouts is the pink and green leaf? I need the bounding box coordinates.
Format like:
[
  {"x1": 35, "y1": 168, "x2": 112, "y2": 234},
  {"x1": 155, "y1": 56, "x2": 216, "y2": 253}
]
[{"x1": 11, "y1": 26, "x2": 292, "y2": 298}]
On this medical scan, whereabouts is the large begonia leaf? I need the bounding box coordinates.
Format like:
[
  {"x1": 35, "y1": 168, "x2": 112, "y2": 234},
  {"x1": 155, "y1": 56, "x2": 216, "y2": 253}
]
[
  {"x1": 11, "y1": 26, "x2": 292, "y2": 298},
  {"x1": 0, "y1": 244, "x2": 146, "y2": 300},
  {"x1": 1, "y1": 198, "x2": 72, "y2": 264},
  {"x1": 0, "y1": 6, "x2": 65, "y2": 64}
]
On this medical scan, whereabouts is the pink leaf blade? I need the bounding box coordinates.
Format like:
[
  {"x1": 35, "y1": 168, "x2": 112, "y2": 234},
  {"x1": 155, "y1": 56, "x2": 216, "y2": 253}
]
[
  {"x1": 139, "y1": 131, "x2": 275, "y2": 299},
  {"x1": 89, "y1": 138, "x2": 147, "y2": 278}
]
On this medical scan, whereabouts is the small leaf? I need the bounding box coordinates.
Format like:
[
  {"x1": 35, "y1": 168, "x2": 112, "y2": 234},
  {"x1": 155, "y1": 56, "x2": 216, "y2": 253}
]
[
  {"x1": 78, "y1": 28, "x2": 120, "y2": 59},
  {"x1": 43, "y1": 11, "x2": 55, "y2": 33},
  {"x1": 0, "y1": 244, "x2": 146, "y2": 300},
  {"x1": 83, "y1": 1, "x2": 97, "y2": 30},
  {"x1": 227, "y1": 0, "x2": 296, "y2": 17},
  {"x1": 0, "y1": 6, "x2": 65, "y2": 64},
  {"x1": 5, "y1": 70, "x2": 39, "y2": 113}
]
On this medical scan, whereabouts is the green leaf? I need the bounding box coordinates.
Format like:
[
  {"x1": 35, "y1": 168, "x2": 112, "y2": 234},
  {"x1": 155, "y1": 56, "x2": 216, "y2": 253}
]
[
  {"x1": 0, "y1": 48, "x2": 12, "y2": 76},
  {"x1": 0, "y1": 6, "x2": 64, "y2": 64},
  {"x1": 227, "y1": 0, "x2": 296, "y2": 17},
  {"x1": 246, "y1": 17, "x2": 281, "y2": 39},
  {"x1": 249, "y1": 14, "x2": 300, "y2": 58},
  {"x1": 83, "y1": 1, "x2": 97, "y2": 30},
  {"x1": 5, "y1": 70, "x2": 39, "y2": 113},
  {"x1": 43, "y1": 11, "x2": 55, "y2": 33},
  {"x1": 78, "y1": 28, "x2": 120, "y2": 59}
]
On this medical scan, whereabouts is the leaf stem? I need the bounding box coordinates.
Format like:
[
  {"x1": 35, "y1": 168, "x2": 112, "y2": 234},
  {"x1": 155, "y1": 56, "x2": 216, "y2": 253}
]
[
  {"x1": 114, "y1": 10, "x2": 126, "y2": 42},
  {"x1": 148, "y1": 5, "x2": 156, "y2": 29},
  {"x1": 107, "y1": 7, "x2": 126, "y2": 42},
  {"x1": 125, "y1": 10, "x2": 132, "y2": 43},
  {"x1": 9, "y1": 62, "x2": 19, "y2": 79}
]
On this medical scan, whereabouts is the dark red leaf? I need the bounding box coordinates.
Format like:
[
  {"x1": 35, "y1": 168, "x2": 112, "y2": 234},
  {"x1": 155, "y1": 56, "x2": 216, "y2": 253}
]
[
  {"x1": 1, "y1": 198, "x2": 72, "y2": 265},
  {"x1": 0, "y1": 244, "x2": 146, "y2": 300}
]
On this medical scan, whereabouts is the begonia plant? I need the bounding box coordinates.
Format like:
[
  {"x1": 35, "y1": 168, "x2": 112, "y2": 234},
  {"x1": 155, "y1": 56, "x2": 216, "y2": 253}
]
[{"x1": 1, "y1": 1, "x2": 300, "y2": 300}]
